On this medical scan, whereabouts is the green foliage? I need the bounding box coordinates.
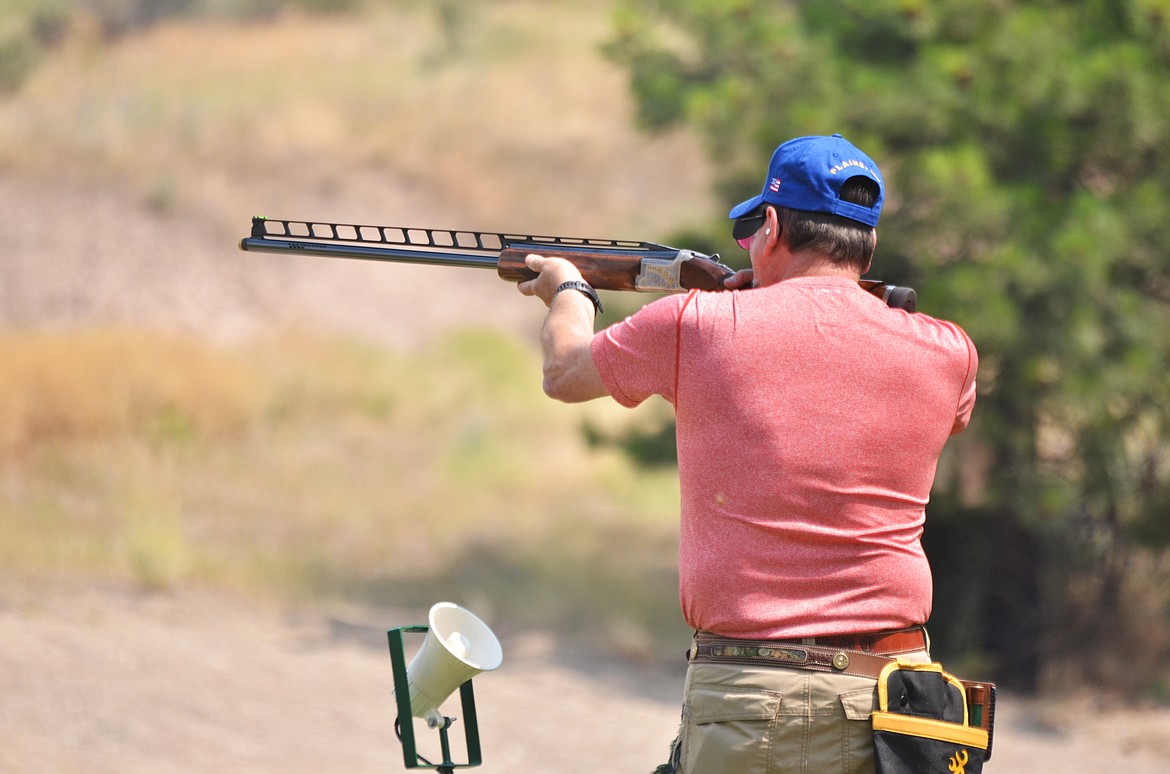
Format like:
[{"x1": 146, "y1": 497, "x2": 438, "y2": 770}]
[
  {"x1": 0, "y1": 30, "x2": 37, "y2": 94},
  {"x1": 584, "y1": 413, "x2": 678, "y2": 468},
  {"x1": 0, "y1": 0, "x2": 69, "y2": 94},
  {"x1": 608, "y1": 0, "x2": 1170, "y2": 692}
]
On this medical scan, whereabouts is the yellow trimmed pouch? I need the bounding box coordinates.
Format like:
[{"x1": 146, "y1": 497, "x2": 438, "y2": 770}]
[{"x1": 871, "y1": 660, "x2": 990, "y2": 774}]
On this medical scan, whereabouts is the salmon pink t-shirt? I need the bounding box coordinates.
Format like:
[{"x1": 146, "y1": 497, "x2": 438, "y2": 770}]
[{"x1": 591, "y1": 276, "x2": 978, "y2": 640}]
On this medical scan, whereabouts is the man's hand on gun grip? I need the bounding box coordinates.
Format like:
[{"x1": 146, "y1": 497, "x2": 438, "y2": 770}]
[{"x1": 723, "y1": 268, "x2": 756, "y2": 290}]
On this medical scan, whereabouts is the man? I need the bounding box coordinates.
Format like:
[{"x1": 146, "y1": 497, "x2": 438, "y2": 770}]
[{"x1": 517, "y1": 134, "x2": 978, "y2": 774}]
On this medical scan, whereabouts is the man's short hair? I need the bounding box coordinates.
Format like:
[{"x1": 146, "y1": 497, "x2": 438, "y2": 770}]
[{"x1": 778, "y1": 176, "x2": 879, "y2": 273}]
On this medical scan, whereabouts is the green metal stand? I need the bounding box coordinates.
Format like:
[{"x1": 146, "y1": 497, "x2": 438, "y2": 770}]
[{"x1": 388, "y1": 626, "x2": 484, "y2": 771}]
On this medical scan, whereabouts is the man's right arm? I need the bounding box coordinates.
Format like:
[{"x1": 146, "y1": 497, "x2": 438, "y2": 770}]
[{"x1": 517, "y1": 254, "x2": 609, "y2": 403}]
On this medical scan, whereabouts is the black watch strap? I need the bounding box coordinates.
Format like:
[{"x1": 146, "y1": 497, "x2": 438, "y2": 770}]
[{"x1": 554, "y1": 280, "x2": 604, "y2": 315}]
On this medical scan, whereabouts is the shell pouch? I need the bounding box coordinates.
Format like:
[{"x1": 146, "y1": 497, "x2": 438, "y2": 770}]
[{"x1": 871, "y1": 660, "x2": 996, "y2": 774}]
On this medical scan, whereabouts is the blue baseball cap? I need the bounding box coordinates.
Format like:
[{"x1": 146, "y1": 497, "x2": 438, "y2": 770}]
[{"x1": 728, "y1": 134, "x2": 884, "y2": 227}]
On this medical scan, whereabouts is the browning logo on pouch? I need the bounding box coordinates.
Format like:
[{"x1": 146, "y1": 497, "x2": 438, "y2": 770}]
[{"x1": 948, "y1": 749, "x2": 969, "y2": 774}]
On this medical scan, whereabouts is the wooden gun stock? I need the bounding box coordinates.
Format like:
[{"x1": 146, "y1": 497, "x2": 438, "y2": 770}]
[{"x1": 496, "y1": 247, "x2": 732, "y2": 292}]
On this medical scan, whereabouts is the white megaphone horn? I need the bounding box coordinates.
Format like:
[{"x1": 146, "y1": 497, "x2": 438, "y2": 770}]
[{"x1": 396, "y1": 602, "x2": 504, "y2": 728}]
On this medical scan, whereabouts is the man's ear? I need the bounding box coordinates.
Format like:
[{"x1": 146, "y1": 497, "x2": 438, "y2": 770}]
[
  {"x1": 863, "y1": 229, "x2": 877, "y2": 273},
  {"x1": 764, "y1": 206, "x2": 781, "y2": 248}
]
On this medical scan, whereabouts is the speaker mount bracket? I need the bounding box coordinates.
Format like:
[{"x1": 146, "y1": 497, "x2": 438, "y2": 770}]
[{"x1": 388, "y1": 625, "x2": 485, "y2": 770}]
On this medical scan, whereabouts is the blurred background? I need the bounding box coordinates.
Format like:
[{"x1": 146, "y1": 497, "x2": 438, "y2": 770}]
[{"x1": 1, "y1": 0, "x2": 1168, "y2": 771}]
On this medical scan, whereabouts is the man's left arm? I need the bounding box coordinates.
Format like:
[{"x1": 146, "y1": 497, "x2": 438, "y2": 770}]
[{"x1": 517, "y1": 254, "x2": 609, "y2": 403}]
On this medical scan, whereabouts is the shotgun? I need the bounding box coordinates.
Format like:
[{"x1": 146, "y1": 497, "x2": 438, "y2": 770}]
[{"x1": 238, "y1": 216, "x2": 917, "y2": 311}]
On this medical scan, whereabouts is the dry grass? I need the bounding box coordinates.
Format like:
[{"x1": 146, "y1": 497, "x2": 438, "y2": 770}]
[
  {"x1": 0, "y1": 329, "x2": 264, "y2": 451},
  {"x1": 0, "y1": 327, "x2": 686, "y2": 648}
]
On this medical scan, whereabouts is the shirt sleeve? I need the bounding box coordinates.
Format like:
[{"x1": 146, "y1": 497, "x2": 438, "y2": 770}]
[
  {"x1": 590, "y1": 294, "x2": 688, "y2": 408},
  {"x1": 951, "y1": 327, "x2": 979, "y2": 435}
]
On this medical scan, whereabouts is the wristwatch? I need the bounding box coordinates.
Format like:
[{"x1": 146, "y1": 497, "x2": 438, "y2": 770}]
[{"x1": 554, "y1": 280, "x2": 604, "y2": 315}]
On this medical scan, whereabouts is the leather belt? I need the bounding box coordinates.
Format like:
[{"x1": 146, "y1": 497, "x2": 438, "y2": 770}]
[
  {"x1": 793, "y1": 626, "x2": 927, "y2": 655},
  {"x1": 688, "y1": 627, "x2": 928, "y2": 681}
]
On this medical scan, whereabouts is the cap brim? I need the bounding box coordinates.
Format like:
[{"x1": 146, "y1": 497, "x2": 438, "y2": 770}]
[{"x1": 728, "y1": 195, "x2": 765, "y2": 220}]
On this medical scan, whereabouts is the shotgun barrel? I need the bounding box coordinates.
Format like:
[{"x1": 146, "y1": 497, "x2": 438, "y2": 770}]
[{"x1": 239, "y1": 216, "x2": 737, "y2": 293}]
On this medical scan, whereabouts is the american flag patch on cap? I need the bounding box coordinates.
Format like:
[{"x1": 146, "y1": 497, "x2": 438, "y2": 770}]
[{"x1": 769, "y1": 177, "x2": 781, "y2": 192}]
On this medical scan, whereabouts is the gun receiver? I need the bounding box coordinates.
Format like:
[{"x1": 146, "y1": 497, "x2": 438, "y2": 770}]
[{"x1": 238, "y1": 217, "x2": 916, "y2": 310}]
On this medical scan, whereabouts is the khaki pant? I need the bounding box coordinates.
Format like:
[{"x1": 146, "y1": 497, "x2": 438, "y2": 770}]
[{"x1": 678, "y1": 650, "x2": 931, "y2": 774}]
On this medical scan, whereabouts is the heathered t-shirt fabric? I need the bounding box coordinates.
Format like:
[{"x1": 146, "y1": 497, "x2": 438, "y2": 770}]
[{"x1": 590, "y1": 276, "x2": 978, "y2": 640}]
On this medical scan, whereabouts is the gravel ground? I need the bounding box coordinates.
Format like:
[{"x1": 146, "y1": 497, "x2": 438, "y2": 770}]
[{"x1": 1, "y1": 580, "x2": 1168, "y2": 774}]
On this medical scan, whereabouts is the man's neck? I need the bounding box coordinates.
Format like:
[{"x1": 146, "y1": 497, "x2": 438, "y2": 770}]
[{"x1": 756, "y1": 250, "x2": 861, "y2": 286}]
